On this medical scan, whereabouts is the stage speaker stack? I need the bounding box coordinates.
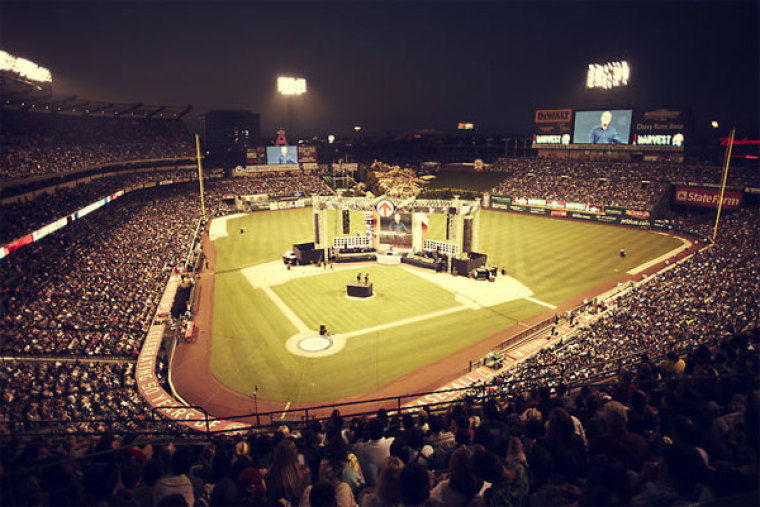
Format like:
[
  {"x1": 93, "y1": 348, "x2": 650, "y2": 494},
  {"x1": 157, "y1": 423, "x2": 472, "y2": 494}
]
[
  {"x1": 462, "y1": 216, "x2": 473, "y2": 253},
  {"x1": 313, "y1": 212, "x2": 321, "y2": 246},
  {"x1": 342, "y1": 210, "x2": 350, "y2": 234},
  {"x1": 446, "y1": 207, "x2": 456, "y2": 240}
]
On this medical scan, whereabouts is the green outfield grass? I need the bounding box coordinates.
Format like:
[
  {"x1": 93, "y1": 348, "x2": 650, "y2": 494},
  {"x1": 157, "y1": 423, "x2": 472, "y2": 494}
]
[
  {"x1": 214, "y1": 208, "x2": 366, "y2": 272},
  {"x1": 477, "y1": 211, "x2": 682, "y2": 304},
  {"x1": 208, "y1": 208, "x2": 683, "y2": 402}
]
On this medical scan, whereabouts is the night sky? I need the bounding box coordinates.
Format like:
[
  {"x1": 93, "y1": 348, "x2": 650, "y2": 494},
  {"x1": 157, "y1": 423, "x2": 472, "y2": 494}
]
[{"x1": 2, "y1": 1, "x2": 758, "y2": 139}]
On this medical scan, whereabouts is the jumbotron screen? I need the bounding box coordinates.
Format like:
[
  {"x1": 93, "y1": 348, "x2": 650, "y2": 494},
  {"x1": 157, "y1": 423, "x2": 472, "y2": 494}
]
[
  {"x1": 378, "y1": 213, "x2": 412, "y2": 248},
  {"x1": 573, "y1": 110, "x2": 633, "y2": 145},
  {"x1": 266, "y1": 145, "x2": 299, "y2": 165}
]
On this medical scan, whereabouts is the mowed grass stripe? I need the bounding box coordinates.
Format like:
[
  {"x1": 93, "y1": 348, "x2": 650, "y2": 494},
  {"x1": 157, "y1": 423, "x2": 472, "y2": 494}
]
[
  {"x1": 215, "y1": 208, "x2": 314, "y2": 271},
  {"x1": 272, "y1": 265, "x2": 458, "y2": 333},
  {"x1": 478, "y1": 210, "x2": 682, "y2": 303},
  {"x1": 210, "y1": 271, "x2": 305, "y2": 399}
]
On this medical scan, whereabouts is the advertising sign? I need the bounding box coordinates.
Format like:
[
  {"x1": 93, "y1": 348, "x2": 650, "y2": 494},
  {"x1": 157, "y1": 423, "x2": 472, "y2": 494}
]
[
  {"x1": 534, "y1": 109, "x2": 572, "y2": 139},
  {"x1": 674, "y1": 187, "x2": 743, "y2": 210},
  {"x1": 297, "y1": 145, "x2": 318, "y2": 163},
  {"x1": 246, "y1": 147, "x2": 267, "y2": 165},
  {"x1": 535, "y1": 109, "x2": 572, "y2": 123},
  {"x1": 489, "y1": 195, "x2": 512, "y2": 210}
]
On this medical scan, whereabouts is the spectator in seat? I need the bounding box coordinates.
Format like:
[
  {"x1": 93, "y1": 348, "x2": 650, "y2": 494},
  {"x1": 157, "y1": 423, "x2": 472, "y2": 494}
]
[
  {"x1": 430, "y1": 446, "x2": 485, "y2": 505},
  {"x1": 472, "y1": 441, "x2": 529, "y2": 507},
  {"x1": 398, "y1": 464, "x2": 434, "y2": 507},
  {"x1": 360, "y1": 456, "x2": 404, "y2": 507},
  {"x1": 535, "y1": 407, "x2": 588, "y2": 483},
  {"x1": 301, "y1": 479, "x2": 354, "y2": 507},
  {"x1": 405, "y1": 428, "x2": 435, "y2": 469},
  {"x1": 659, "y1": 351, "x2": 686, "y2": 376},
  {"x1": 353, "y1": 418, "x2": 394, "y2": 488},
  {"x1": 589, "y1": 401, "x2": 648, "y2": 472},
  {"x1": 265, "y1": 439, "x2": 310, "y2": 506},
  {"x1": 153, "y1": 446, "x2": 195, "y2": 507},
  {"x1": 319, "y1": 436, "x2": 365, "y2": 501},
  {"x1": 424, "y1": 414, "x2": 456, "y2": 468}
]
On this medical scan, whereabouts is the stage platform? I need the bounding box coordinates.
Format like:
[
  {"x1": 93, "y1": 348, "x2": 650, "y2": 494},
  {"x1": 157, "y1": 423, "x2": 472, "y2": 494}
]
[
  {"x1": 376, "y1": 253, "x2": 402, "y2": 265},
  {"x1": 346, "y1": 282, "x2": 373, "y2": 298}
]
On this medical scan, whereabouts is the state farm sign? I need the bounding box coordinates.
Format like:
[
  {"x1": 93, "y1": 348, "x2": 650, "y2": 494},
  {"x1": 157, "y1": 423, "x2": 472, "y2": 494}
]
[{"x1": 674, "y1": 187, "x2": 743, "y2": 210}]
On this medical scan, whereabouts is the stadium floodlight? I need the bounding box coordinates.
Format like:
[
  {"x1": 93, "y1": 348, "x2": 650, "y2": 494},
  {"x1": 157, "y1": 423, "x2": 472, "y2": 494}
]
[
  {"x1": 277, "y1": 76, "x2": 307, "y2": 96},
  {"x1": 0, "y1": 50, "x2": 52, "y2": 83},
  {"x1": 353, "y1": 125, "x2": 361, "y2": 132},
  {"x1": 711, "y1": 121, "x2": 719, "y2": 129},
  {"x1": 586, "y1": 61, "x2": 630, "y2": 89}
]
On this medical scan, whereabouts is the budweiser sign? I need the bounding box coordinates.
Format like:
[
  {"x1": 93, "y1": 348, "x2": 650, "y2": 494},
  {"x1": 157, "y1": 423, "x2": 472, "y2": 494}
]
[{"x1": 674, "y1": 187, "x2": 743, "y2": 209}]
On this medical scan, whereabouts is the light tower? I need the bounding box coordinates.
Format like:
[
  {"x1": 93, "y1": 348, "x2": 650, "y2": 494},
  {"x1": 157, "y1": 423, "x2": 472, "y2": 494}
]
[{"x1": 277, "y1": 76, "x2": 306, "y2": 139}]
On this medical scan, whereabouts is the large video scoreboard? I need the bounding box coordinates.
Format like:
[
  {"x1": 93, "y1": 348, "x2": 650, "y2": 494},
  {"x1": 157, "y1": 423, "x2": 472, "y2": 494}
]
[{"x1": 533, "y1": 107, "x2": 687, "y2": 154}]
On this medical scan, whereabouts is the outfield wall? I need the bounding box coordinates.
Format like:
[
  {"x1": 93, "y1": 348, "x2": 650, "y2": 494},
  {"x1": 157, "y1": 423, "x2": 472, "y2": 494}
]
[{"x1": 483, "y1": 194, "x2": 672, "y2": 230}]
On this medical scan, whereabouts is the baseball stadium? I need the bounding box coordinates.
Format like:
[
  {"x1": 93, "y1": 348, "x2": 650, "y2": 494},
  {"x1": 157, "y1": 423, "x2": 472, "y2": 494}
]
[{"x1": 1, "y1": 3, "x2": 759, "y2": 506}]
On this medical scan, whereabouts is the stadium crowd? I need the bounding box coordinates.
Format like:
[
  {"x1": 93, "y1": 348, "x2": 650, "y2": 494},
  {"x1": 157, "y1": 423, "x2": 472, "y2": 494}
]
[
  {"x1": 0, "y1": 182, "x2": 756, "y2": 504},
  {"x1": 0, "y1": 185, "x2": 199, "y2": 357},
  {"x1": 1, "y1": 170, "x2": 194, "y2": 244},
  {"x1": 1, "y1": 173, "x2": 332, "y2": 245},
  {"x1": 0, "y1": 109, "x2": 758, "y2": 505},
  {"x1": 485, "y1": 207, "x2": 759, "y2": 393},
  {"x1": 369, "y1": 161, "x2": 426, "y2": 198},
  {"x1": 489, "y1": 158, "x2": 759, "y2": 209},
  {"x1": 0, "y1": 171, "x2": 333, "y2": 358},
  {"x1": 1, "y1": 330, "x2": 756, "y2": 506},
  {"x1": 0, "y1": 110, "x2": 193, "y2": 180},
  {"x1": 221, "y1": 175, "x2": 333, "y2": 198},
  {"x1": 0, "y1": 359, "x2": 174, "y2": 436}
]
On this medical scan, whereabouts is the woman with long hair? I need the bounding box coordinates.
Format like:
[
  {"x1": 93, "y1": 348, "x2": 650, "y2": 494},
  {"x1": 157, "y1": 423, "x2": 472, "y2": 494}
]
[
  {"x1": 430, "y1": 446, "x2": 484, "y2": 505},
  {"x1": 266, "y1": 439, "x2": 311, "y2": 505},
  {"x1": 360, "y1": 456, "x2": 404, "y2": 507},
  {"x1": 319, "y1": 435, "x2": 364, "y2": 504}
]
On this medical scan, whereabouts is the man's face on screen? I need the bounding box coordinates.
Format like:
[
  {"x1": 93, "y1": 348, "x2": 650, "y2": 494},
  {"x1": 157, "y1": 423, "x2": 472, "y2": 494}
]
[{"x1": 601, "y1": 111, "x2": 612, "y2": 129}]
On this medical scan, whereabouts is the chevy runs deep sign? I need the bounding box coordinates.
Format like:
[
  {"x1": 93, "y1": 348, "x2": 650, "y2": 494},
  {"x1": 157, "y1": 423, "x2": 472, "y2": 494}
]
[{"x1": 674, "y1": 187, "x2": 743, "y2": 209}]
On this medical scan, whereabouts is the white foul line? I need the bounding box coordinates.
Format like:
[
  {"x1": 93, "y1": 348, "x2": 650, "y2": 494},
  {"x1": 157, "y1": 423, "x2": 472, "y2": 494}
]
[
  {"x1": 337, "y1": 304, "x2": 470, "y2": 340},
  {"x1": 280, "y1": 401, "x2": 291, "y2": 419},
  {"x1": 627, "y1": 236, "x2": 692, "y2": 275},
  {"x1": 524, "y1": 296, "x2": 557, "y2": 309},
  {"x1": 262, "y1": 286, "x2": 310, "y2": 333}
]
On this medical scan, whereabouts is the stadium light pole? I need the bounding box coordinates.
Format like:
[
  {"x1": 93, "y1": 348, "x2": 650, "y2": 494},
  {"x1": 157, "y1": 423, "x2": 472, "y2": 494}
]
[
  {"x1": 195, "y1": 134, "x2": 206, "y2": 219},
  {"x1": 328, "y1": 134, "x2": 336, "y2": 184},
  {"x1": 712, "y1": 127, "x2": 735, "y2": 241},
  {"x1": 277, "y1": 76, "x2": 306, "y2": 138}
]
